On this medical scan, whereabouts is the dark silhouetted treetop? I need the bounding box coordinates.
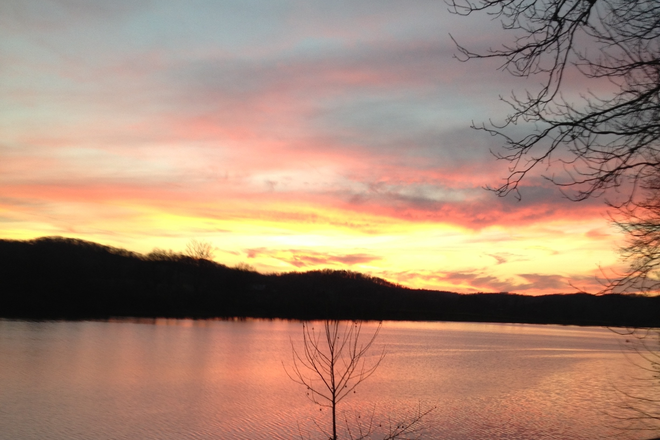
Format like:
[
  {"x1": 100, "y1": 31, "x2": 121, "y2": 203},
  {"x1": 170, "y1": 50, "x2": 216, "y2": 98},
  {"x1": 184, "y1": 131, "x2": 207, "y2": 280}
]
[{"x1": 185, "y1": 239, "x2": 215, "y2": 261}]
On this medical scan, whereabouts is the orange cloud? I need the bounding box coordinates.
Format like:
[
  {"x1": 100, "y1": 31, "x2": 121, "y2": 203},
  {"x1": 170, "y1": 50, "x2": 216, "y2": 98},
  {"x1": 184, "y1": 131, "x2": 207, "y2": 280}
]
[
  {"x1": 375, "y1": 269, "x2": 607, "y2": 296},
  {"x1": 244, "y1": 247, "x2": 381, "y2": 269},
  {"x1": 0, "y1": 0, "x2": 628, "y2": 297}
]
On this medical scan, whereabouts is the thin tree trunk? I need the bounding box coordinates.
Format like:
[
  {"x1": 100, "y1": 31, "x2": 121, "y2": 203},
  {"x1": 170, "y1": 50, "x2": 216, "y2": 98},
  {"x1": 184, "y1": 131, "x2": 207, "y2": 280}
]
[{"x1": 332, "y1": 395, "x2": 337, "y2": 440}]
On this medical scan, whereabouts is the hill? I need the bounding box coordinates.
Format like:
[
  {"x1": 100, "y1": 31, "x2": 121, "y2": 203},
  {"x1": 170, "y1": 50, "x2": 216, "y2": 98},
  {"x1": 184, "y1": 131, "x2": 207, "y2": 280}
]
[{"x1": 1, "y1": 237, "x2": 659, "y2": 326}]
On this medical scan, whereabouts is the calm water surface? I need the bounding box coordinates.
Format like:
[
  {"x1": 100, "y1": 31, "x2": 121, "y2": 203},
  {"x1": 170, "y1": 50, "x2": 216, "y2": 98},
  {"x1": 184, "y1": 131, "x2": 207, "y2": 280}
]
[{"x1": 0, "y1": 319, "x2": 654, "y2": 439}]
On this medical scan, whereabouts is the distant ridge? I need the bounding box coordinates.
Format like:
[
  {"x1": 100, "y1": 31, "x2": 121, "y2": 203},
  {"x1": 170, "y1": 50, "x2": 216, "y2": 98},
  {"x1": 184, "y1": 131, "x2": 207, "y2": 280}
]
[{"x1": 1, "y1": 236, "x2": 659, "y2": 327}]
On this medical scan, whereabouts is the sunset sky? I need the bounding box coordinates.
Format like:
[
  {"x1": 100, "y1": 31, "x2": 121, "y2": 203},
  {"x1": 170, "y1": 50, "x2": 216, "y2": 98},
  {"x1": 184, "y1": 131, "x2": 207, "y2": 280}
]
[{"x1": 1, "y1": 0, "x2": 624, "y2": 294}]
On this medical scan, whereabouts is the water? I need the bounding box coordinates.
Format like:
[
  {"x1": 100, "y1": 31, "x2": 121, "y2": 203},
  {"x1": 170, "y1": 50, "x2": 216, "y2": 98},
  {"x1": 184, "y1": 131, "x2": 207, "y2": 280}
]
[{"x1": 0, "y1": 319, "x2": 656, "y2": 439}]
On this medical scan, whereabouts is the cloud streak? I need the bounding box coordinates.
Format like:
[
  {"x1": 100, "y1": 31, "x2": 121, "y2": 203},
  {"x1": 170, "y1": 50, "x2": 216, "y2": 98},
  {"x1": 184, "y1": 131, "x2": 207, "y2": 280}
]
[
  {"x1": 0, "y1": 0, "x2": 624, "y2": 295},
  {"x1": 244, "y1": 248, "x2": 382, "y2": 269}
]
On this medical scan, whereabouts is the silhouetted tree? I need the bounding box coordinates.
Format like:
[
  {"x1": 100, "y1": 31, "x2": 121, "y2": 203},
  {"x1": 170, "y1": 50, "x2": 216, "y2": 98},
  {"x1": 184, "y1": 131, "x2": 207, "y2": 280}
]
[
  {"x1": 449, "y1": 0, "x2": 660, "y2": 295},
  {"x1": 448, "y1": 0, "x2": 660, "y2": 206},
  {"x1": 185, "y1": 239, "x2": 215, "y2": 261},
  {"x1": 285, "y1": 320, "x2": 432, "y2": 440},
  {"x1": 147, "y1": 248, "x2": 184, "y2": 261},
  {"x1": 235, "y1": 262, "x2": 256, "y2": 272},
  {"x1": 608, "y1": 327, "x2": 660, "y2": 436},
  {"x1": 448, "y1": 4, "x2": 660, "y2": 433},
  {"x1": 606, "y1": 177, "x2": 660, "y2": 294}
]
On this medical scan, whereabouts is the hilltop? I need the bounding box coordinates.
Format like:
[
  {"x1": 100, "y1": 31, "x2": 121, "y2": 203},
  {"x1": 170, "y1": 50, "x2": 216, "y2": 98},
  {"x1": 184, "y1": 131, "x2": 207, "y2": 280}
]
[{"x1": 1, "y1": 237, "x2": 659, "y2": 327}]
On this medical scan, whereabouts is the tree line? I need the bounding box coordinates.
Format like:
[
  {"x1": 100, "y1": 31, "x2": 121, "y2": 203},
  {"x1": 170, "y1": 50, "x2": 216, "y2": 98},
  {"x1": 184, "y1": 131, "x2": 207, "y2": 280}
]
[{"x1": 1, "y1": 236, "x2": 658, "y2": 326}]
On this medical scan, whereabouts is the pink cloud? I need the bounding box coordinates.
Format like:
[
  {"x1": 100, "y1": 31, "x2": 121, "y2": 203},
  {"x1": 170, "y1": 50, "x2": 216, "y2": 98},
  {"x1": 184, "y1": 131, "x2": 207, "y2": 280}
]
[
  {"x1": 585, "y1": 227, "x2": 615, "y2": 239},
  {"x1": 1, "y1": 0, "x2": 623, "y2": 292}
]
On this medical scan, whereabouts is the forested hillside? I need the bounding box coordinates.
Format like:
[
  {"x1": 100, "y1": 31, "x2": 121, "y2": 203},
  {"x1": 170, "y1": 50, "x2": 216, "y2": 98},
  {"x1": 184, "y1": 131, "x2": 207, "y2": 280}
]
[{"x1": 1, "y1": 237, "x2": 659, "y2": 327}]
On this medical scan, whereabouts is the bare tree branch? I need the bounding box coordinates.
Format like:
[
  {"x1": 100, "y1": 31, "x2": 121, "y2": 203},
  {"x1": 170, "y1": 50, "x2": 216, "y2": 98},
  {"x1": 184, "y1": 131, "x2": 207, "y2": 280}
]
[
  {"x1": 450, "y1": 1, "x2": 660, "y2": 435},
  {"x1": 284, "y1": 321, "x2": 385, "y2": 439},
  {"x1": 284, "y1": 321, "x2": 434, "y2": 440},
  {"x1": 448, "y1": 0, "x2": 660, "y2": 206},
  {"x1": 603, "y1": 177, "x2": 660, "y2": 294},
  {"x1": 606, "y1": 328, "x2": 660, "y2": 434},
  {"x1": 184, "y1": 239, "x2": 215, "y2": 261}
]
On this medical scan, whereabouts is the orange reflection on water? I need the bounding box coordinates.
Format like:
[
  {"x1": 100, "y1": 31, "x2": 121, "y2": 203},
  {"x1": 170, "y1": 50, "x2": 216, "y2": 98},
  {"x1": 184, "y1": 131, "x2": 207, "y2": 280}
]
[{"x1": 0, "y1": 318, "x2": 647, "y2": 440}]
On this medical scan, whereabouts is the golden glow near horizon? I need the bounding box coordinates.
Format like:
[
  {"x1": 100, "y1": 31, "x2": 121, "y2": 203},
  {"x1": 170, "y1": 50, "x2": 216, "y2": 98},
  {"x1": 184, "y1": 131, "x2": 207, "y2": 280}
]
[
  {"x1": 0, "y1": 1, "x2": 625, "y2": 295},
  {"x1": 3, "y1": 196, "x2": 621, "y2": 295}
]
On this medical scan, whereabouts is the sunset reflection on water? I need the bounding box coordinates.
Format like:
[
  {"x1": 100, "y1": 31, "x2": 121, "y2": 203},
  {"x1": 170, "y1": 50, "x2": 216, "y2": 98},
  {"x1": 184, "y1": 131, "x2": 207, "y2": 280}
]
[{"x1": 0, "y1": 319, "x2": 651, "y2": 440}]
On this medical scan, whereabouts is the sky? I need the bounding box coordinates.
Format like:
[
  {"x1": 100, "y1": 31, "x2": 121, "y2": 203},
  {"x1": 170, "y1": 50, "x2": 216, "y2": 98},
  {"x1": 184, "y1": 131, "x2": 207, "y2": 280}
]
[{"x1": 0, "y1": 0, "x2": 625, "y2": 295}]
